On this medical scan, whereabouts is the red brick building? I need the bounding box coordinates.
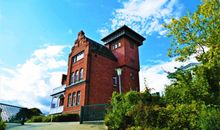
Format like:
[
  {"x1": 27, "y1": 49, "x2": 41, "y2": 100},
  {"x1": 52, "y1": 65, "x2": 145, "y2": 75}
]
[{"x1": 49, "y1": 25, "x2": 145, "y2": 114}]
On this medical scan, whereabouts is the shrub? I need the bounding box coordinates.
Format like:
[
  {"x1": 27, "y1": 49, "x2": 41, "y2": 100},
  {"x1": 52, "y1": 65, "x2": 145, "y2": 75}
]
[
  {"x1": 28, "y1": 116, "x2": 44, "y2": 122},
  {"x1": 199, "y1": 105, "x2": 220, "y2": 130},
  {"x1": 42, "y1": 115, "x2": 52, "y2": 122},
  {"x1": 0, "y1": 120, "x2": 6, "y2": 130},
  {"x1": 52, "y1": 114, "x2": 79, "y2": 122},
  {"x1": 105, "y1": 91, "x2": 159, "y2": 130}
]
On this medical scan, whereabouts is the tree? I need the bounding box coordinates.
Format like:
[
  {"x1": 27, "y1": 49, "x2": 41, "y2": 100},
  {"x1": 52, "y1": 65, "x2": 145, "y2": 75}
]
[{"x1": 164, "y1": 0, "x2": 220, "y2": 105}]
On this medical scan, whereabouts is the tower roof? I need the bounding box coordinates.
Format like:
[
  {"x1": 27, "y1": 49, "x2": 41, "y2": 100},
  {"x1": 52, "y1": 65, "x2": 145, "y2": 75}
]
[{"x1": 101, "y1": 25, "x2": 145, "y2": 46}]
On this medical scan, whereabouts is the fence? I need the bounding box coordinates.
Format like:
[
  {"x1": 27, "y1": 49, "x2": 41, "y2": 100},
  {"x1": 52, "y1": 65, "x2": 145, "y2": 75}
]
[
  {"x1": 0, "y1": 103, "x2": 26, "y2": 125},
  {"x1": 80, "y1": 104, "x2": 109, "y2": 124}
]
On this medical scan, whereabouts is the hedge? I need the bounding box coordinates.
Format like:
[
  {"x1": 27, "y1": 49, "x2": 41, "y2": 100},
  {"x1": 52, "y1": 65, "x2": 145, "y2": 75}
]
[{"x1": 27, "y1": 114, "x2": 79, "y2": 123}]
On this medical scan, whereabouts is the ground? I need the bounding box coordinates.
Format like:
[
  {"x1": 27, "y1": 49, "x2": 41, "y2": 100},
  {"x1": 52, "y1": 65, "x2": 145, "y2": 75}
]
[{"x1": 6, "y1": 122, "x2": 107, "y2": 130}]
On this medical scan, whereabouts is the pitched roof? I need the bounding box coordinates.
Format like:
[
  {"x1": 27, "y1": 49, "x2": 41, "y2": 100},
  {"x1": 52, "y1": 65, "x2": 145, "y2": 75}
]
[{"x1": 87, "y1": 38, "x2": 117, "y2": 61}]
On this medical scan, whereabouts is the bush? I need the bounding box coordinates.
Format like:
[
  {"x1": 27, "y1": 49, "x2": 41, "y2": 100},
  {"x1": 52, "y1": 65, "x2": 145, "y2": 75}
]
[
  {"x1": 105, "y1": 91, "x2": 160, "y2": 130},
  {"x1": 42, "y1": 115, "x2": 51, "y2": 122},
  {"x1": 0, "y1": 120, "x2": 6, "y2": 130},
  {"x1": 199, "y1": 105, "x2": 220, "y2": 130},
  {"x1": 28, "y1": 116, "x2": 44, "y2": 122},
  {"x1": 26, "y1": 114, "x2": 79, "y2": 123},
  {"x1": 105, "y1": 91, "x2": 220, "y2": 129},
  {"x1": 52, "y1": 114, "x2": 79, "y2": 122}
]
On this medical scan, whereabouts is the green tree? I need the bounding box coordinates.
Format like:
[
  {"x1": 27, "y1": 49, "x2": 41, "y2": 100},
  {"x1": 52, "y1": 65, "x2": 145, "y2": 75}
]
[{"x1": 164, "y1": 0, "x2": 220, "y2": 105}]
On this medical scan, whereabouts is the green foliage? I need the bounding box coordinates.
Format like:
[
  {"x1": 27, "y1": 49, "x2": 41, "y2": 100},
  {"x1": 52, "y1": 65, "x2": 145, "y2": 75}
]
[
  {"x1": 0, "y1": 120, "x2": 6, "y2": 130},
  {"x1": 165, "y1": 0, "x2": 220, "y2": 63},
  {"x1": 104, "y1": 91, "x2": 160, "y2": 130},
  {"x1": 199, "y1": 105, "x2": 220, "y2": 130},
  {"x1": 28, "y1": 116, "x2": 43, "y2": 122},
  {"x1": 42, "y1": 115, "x2": 52, "y2": 122},
  {"x1": 26, "y1": 114, "x2": 79, "y2": 123},
  {"x1": 164, "y1": 0, "x2": 220, "y2": 105},
  {"x1": 9, "y1": 107, "x2": 43, "y2": 123},
  {"x1": 52, "y1": 114, "x2": 79, "y2": 122}
]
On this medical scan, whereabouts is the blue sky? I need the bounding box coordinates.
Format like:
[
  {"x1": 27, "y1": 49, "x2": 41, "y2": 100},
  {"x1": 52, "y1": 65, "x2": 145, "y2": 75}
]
[{"x1": 0, "y1": 0, "x2": 201, "y2": 112}]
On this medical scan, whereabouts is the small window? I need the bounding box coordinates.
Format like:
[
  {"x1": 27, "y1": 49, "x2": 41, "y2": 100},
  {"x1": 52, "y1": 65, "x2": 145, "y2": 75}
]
[
  {"x1": 130, "y1": 72, "x2": 135, "y2": 80},
  {"x1": 75, "y1": 70, "x2": 79, "y2": 82},
  {"x1": 67, "y1": 94, "x2": 71, "y2": 107},
  {"x1": 113, "y1": 77, "x2": 117, "y2": 86},
  {"x1": 76, "y1": 91, "x2": 80, "y2": 106},
  {"x1": 118, "y1": 42, "x2": 121, "y2": 47},
  {"x1": 111, "y1": 42, "x2": 121, "y2": 50},
  {"x1": 70, "y1": 72, "x2": 74, "y2": 84},
  {"x1": 79, "y1": 68, "x2": 83, "y2": 81},
  {"x1": 72, "y1": 92, "x2": 76, "y2": 106}
]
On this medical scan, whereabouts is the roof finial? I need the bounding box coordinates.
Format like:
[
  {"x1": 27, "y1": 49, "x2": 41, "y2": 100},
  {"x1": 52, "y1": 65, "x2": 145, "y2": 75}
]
[{"x1": 77, "y1": 30, "x2": 85, "y2": 40}]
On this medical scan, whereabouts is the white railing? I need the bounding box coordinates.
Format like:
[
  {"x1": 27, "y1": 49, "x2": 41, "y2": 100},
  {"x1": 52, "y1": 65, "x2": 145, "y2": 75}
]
[
  {"x1": 49, "y1": 106, "x2": 64, "y2": 115},
  {"x1": 51, "y1": 85, "x2": 65, "y2": 96}
]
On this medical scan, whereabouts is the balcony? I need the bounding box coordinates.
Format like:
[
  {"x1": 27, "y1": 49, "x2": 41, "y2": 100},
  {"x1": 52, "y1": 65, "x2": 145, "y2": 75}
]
[
  {"x1": 49, "y1": 106, "x2": 64, "y2": 115},
  {"x1": 51, "y1": 85, "x2": 65, "y2": 96}
]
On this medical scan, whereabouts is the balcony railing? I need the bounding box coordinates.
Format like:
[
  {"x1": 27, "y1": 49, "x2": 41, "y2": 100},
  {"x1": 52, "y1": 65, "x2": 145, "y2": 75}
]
[
  {"x1": 51, "y1": 85, "x2": 65, "y2": 96},
  {"x1": 49, "y1": 106, "x2": 64, "y2": 115}
]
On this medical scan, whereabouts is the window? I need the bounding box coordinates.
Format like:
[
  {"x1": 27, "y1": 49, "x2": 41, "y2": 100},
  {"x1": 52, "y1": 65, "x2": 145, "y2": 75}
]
[
  {"x1": 111, "y1": 42, "x2": 121, "y2": 50},
  {"x1": 130, "y1": 72, "x2": 135, "y2": 80},
  {"x1": 76, "y1": 91, "x2": 80, "y2": 106},
  {"x1": 72, "y1": 51, "x2": 84, "y2": 64},
  {"x1": 67, "y1": 94, "x2": 71, "y2": 107},
  {"x1": 113, "y1": 77, "x2": 117, "y2": 86},
  {"x1": 72, "y1": 92, "x2": 76, "y2": 106},
  {"x1": 79, "y1": 68, "x2": 83, "y2": 81},
  {"x1": 70, "y1": 72, "x2": 74, "y2": 84},
  {"x1": 75, "y1": 70, "x2": 79, "y2": 82},
  {"x1": 77, "y1": 51, "x2": 84, "y2": 61}
]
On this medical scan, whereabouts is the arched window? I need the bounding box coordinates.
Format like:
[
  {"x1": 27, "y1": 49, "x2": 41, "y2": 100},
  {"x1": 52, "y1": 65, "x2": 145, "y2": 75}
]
[
  {"x1": 67, "y1": 94, "x2": 71, "y2": 107},
  {"x1": 75, "y1": 70, "x2": 79, "y2": 82},
  {"x1": 72, "y1": 92, "x2": 76, "y2": 106},
  {"x1": 76, "y1": 91, "x2": 80, "y2": 106},
  {"x1": 70, "y1": 72, "x2": 74, "y2": 84},
  {"x1": 79, "y1": 68, "x2": 83, "y2": 81}
]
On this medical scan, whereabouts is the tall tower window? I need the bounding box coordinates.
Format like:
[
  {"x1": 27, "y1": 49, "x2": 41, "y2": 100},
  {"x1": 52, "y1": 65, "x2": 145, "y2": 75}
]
[
  {"x1": 113, "y1": 77, "x2": 117, "y2": 86},
  {"x1": 70, "y1": 72, "x2": 74, "y2": 84},
  {"x1": 76, "y1": 91, "x2": 81, "y2": 106},
  {"x1": 72, "y1": 92, "x2": 76, "y2": 106},
  {"x1": 79, "y1": 68, "x2": 83, "y2": 81},
  {"x1": 67, "y1": 94, "x2": 71, "y2": 107},
  {"x1": 75, "y1": 70, "x2": 79, "y2": 82}
]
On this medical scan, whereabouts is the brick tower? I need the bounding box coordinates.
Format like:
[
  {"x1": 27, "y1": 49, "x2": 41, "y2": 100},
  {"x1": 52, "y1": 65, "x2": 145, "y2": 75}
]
[{"x1": 102, "y1": 25, "x2": 145, "y2": 92}]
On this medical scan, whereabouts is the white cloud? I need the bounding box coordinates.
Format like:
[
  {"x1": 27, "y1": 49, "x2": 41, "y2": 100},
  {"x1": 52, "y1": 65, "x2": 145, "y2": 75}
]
[
  {"x1": 99, "y1": 0, "x2": 183, "y2": 37},
  {"x1": 139, "y1": 56, "x2": 198, "y2": 93},
  {"x1": 0, "y1": 45, "x2": 67, "y2": 113}
]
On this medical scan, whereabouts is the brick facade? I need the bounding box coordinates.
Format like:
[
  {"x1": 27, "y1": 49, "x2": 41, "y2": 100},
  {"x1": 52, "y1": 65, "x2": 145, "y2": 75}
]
[{"x1": 62, "y1": 25, "x2": 145, "y2": 114}]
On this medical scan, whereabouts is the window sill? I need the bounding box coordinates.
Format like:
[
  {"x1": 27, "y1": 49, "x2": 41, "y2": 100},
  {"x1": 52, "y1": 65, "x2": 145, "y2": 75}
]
[{"x1": 66, "y1": 80, "x2": 86, "y2": 89}]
